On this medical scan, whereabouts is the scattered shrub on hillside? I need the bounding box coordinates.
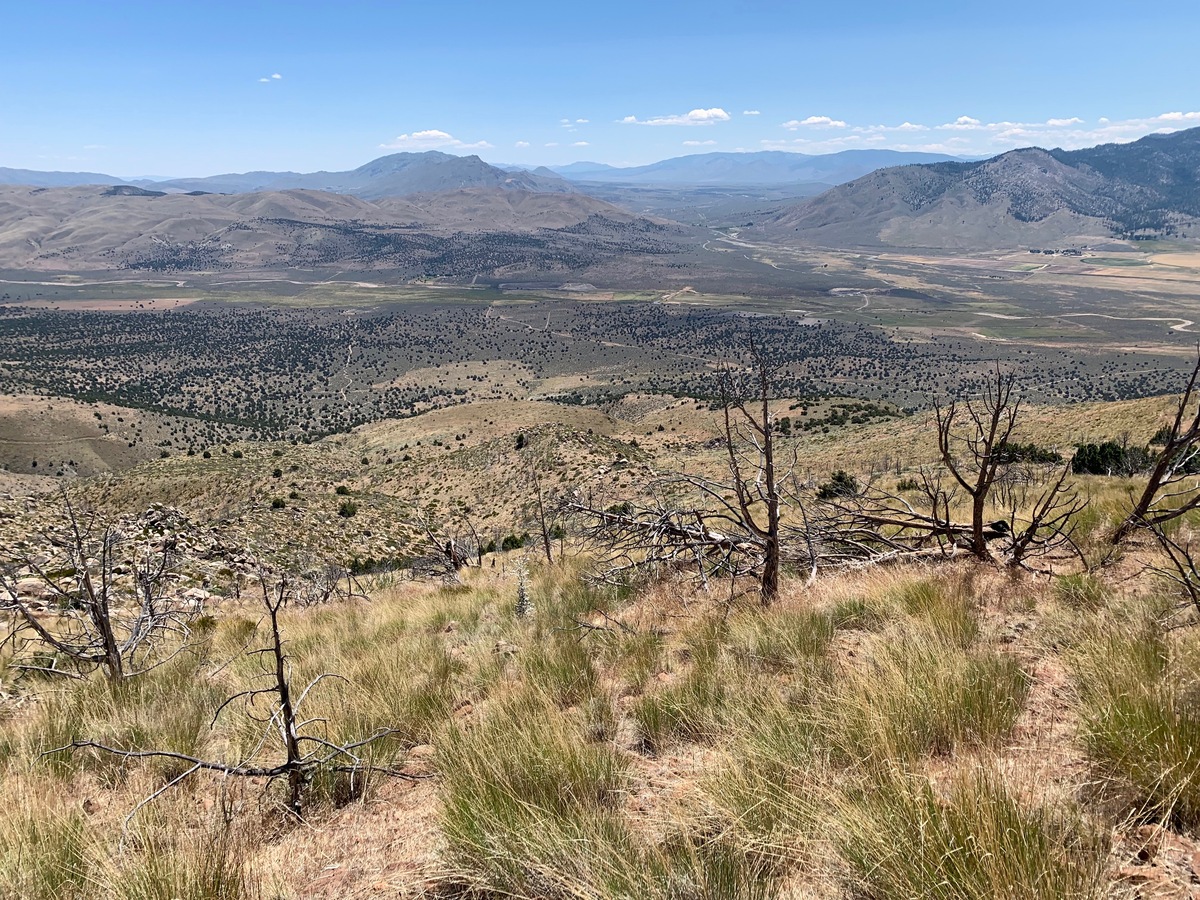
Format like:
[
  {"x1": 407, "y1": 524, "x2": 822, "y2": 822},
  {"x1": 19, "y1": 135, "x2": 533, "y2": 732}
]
[
  {"x1": 334, "y1": 484, "x2": 351, "y2": 495},
  {"x1": 817, "y1": 470, "x2": 859, "y2": 500},
  {"x1": 994, "y1": 441, "x2": 1063, "y2": 464},
  {"x1": 337, "y1": 500, "x2": 358, "y2": 518},
  {"x1": 1071, "y1": 441, "x2": 1154, "y2": 475},
  {"x1": 500, "y1": 533, "x2": 530, "y2": 552}
]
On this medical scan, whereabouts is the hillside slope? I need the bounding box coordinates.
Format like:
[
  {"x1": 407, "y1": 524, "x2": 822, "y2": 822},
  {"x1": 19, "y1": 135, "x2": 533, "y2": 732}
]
[
  {"x1": 0, "y1": 184, "x2": 674, "y2": 272},
  {"x1": 767, "y1": 127, "x2": 1200, "y2": 248}
]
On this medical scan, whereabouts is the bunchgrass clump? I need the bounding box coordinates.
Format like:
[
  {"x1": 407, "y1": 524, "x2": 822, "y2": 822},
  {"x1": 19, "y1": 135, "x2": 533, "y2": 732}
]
[
  {"x1": 0, "y1": 799, "x2": 92, "y2": 900},
  {"x1": 827, "y1": 634, "x2": 1029, "y2": 763},
  {"x1": 437, "y1": 690, "x2": 630, "y2": 896},
  {"x1": 13, "y1": 651, "x2": 222, "y2": 781},
  {"x1": 1053, "y1": 572, "x2": 1109, "y2": 611},
  {"x1": 522, "y1": 633, "x2": 598, "y2": 706},
  {"x1": 112, "y1": 812, "x2": 257, "y2": 900},
  {"x1": 891, "y1": 576, "x2": 979, "y2": 647},
  {"x1": 829, "y1": 594, "x2": 887, "y2": 631},
  {"x1": 1071, "y1": 623, "x2": 1200, "y2": 826},
  {"x1": 834, "y1": 765, "x2": 1108, "y2": 900},
  {"x1": 727, "y1": 607, "x2": 835, "y2": 673},
  {"x1": 600, "y1": 628, "x2": 666, "y2": 694},
  {"x1": 705, "y1": 696, "x2": 824, "y2": 868}
]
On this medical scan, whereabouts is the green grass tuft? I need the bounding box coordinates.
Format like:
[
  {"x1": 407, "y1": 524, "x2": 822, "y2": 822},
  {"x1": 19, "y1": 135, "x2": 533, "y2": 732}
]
[{"x1": 835, "y1": 766, "x2": 1108, "y2": 900}]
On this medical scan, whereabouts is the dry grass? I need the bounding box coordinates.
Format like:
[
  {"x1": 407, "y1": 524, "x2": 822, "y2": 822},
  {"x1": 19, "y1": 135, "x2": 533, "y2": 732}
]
[{"x1": 3, "y1": 536, "x2": 1199, "y2": 897}]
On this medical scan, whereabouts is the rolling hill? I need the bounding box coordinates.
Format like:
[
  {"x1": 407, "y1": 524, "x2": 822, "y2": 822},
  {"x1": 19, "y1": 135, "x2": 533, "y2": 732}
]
[
  {"x1": 765, "y1": 127, "x2": 1200, "y2": 248},
  {"x1": 0, "y1": 184, "x2": 676, "y2": 273}
]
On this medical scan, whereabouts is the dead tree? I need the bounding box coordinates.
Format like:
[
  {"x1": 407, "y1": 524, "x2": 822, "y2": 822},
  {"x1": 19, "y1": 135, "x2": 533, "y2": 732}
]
[
  {"x1": 822, "y1": 453, "x2": 1080, "y2": 571},
  {"x1": 567, "y1": 340, "x2": 790, "y2": 605},
  {"x1": 997, "y1": 462, "x2": 1085, "y2": 570},
  {"x1": 528, "y1": 463, "x2": 555, "y2": 565},
  {"x1": 1150, "y1": 528, "x2": 1200, "y2": 619},
  {"x1": 1, "y1": 491, "x2": 194, "y2": 681},
  {"x1": 819, "y1": 468, "x2": 969, "y2": 563},
  {"x1": 706, "y1": 343, "x2": 787, "y2": 604},
  {"x1": 53, "y1": 576, "x2": 423, "y2": 821},
  {"x1": 294, "y1": 560, "x2": 367, "y2": 607},
  {"x1": 413, "y1": 506, "x2": 472, "y2": 582},
  {"x1": 564, "y1": 494, "x2": 769, "y2": 591},
  {"x1": 935, "y1": 366, "x2": 1021, "y2": 560},
  {"x1": 1114, "y1": 354, "x2": 1200, "y2": 544}
]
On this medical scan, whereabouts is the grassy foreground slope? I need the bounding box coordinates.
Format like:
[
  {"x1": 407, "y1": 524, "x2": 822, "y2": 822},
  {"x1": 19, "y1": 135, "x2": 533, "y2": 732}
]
[{"x1": 1, "y1": 393, "x2": 1200, "y2": 898}]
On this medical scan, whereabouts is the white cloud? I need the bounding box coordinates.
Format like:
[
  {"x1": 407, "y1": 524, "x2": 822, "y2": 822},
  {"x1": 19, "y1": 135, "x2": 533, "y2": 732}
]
[
  {"x1": 856, "y1": 122, "x2": 930, "y2": 134},
  {"x1": 545, "y1": 142, "x2": 560, "y2": 148},
  {"x1": 514, "y1": 141, "x2": 530, "y2": 148},
  {"x1": 782, "y1": 116, "x2": 848, "y2": 129},
  {"x1": 939, "y1": 115, "x2": 983, "y2": 130},
  {"x1": 380, "y1": 129, "x2": 492, "y2": 151},
  {"x1": 576, "y1": 118, "x2": 589, "y2": 124},
  {"x1": 683, "y1": 139, "x2": 717, "y2": 146},
  {"x1": 571, "y1": 141, "x2": 589, "y2": 147},
  {"x1": 742, "y1": 110, "x2": 761, "y2": 116},
  {"x1": 758, "y1": 109, "x2": 1200, "y2": 157},
  {"x1": 621, "y1": 107, "x2": 731, "y2": 126},
  {"x1": 259, "y1": 73, "x2": 283, "y2": 82}
]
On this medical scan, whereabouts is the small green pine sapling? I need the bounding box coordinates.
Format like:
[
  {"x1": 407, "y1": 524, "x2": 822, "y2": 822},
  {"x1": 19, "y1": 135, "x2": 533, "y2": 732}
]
[{"x1": 515, "y1": 559, "x2": 534, "y2": 618}]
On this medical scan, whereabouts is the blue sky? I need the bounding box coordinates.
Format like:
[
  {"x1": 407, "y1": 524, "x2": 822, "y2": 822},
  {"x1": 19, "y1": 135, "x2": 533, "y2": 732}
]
[{"x1": 2, "y1": 0, "x2": 1198, "y2": 176}]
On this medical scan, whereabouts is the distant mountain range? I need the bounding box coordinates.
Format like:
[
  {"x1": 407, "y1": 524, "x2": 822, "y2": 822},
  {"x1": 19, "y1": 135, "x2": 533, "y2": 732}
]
[
  {"x1": 3, "y1": 129, "x2": 1198, "y2": 269},
  {"x1": 765, "y1": 127, "x2": 1200, "y2": 248},
  {"x1": 146, "y1": 153, "x2": 576, "y2": 199},
  {"x1": 0, "y1": 167, "x2": 128, "y2": 188},
  {"x1": 547, "y1": 150, "x2": 968, "y2": 186},
  {"x1": 0, "y1": 149, "x2": 968, "y2": 200}
]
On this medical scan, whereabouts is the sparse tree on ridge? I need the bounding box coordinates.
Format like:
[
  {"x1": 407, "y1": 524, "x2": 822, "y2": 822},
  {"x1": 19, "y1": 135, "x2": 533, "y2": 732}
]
[{"x1": 1114, "y1": 353, "x2": 1200, "y2": 544}]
